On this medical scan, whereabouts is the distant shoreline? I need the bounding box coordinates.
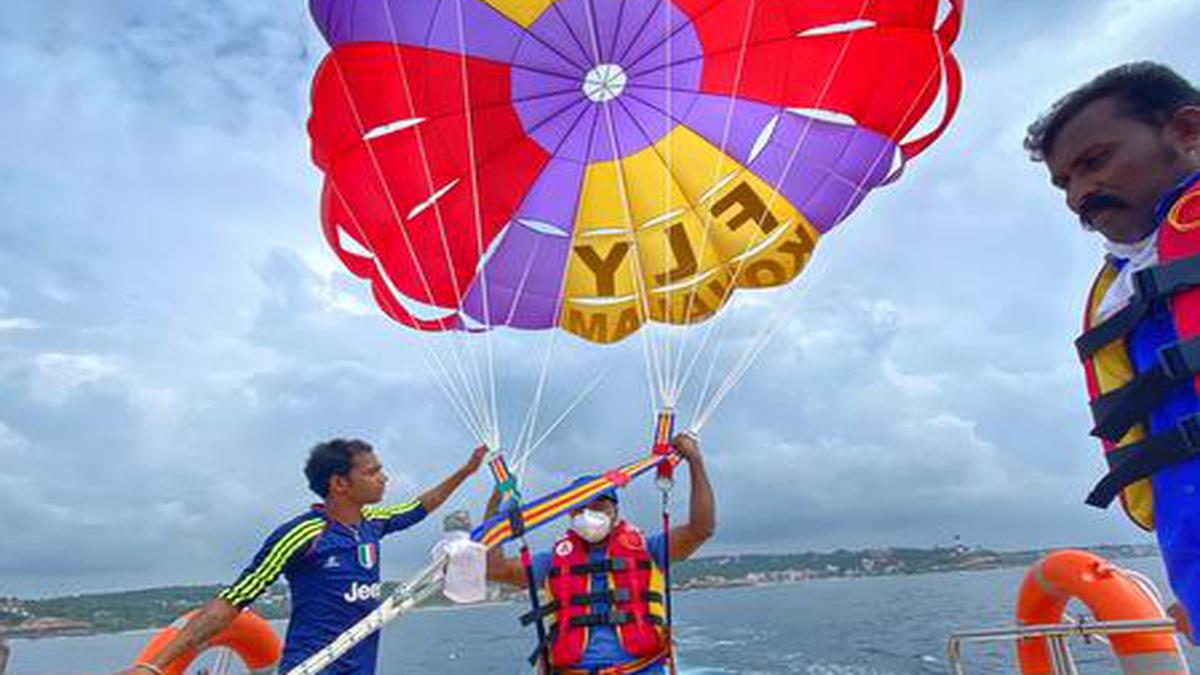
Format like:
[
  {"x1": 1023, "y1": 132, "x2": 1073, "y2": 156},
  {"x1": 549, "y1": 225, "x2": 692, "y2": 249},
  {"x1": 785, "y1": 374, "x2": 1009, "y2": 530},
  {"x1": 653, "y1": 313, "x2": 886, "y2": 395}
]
[{"x1": 2, "y1": 543, "x2": 1160, "y2": 640}]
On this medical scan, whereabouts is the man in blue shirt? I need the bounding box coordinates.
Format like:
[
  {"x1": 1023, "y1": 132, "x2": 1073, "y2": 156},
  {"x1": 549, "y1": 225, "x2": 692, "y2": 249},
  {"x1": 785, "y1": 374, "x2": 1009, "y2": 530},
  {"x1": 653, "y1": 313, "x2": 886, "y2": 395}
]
[
  {"x1": 121, "y1": 438, "x2": 486, "y2": 675},
  {"x1": 487, "y1": 434, "x2": 715, "y2": 674}
]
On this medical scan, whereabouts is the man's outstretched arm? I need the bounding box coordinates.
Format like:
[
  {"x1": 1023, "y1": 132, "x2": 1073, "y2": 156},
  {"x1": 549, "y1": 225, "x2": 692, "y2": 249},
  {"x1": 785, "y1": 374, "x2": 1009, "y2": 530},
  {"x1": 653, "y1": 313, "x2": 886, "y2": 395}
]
[
  {"x1": 668, "y1": 433, "x2": 716, "y2": 562},
  {"x1": 115, "y1": 598, "x2": 239, "y2": 675},
  {"x1": 418, "y1": 446, "x2": 488, "y2": 513},
  {"x1": 481, "y1": 488, "x2": 530, "y2": 588}
]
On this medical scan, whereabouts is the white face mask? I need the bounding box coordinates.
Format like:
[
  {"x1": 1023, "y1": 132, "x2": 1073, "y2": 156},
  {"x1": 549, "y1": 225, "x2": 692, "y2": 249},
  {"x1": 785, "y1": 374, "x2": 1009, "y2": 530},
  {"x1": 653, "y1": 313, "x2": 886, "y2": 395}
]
[{"x1": 571, "y1": 508, "x2": 613, "y2": 543}]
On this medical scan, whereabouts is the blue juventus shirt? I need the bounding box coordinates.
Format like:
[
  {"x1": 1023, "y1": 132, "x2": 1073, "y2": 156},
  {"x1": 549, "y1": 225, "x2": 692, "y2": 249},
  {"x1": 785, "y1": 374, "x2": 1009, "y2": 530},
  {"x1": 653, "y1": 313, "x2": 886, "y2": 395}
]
[{"x1": 219, "y1": 501, "x2": 427, "y2": 674}]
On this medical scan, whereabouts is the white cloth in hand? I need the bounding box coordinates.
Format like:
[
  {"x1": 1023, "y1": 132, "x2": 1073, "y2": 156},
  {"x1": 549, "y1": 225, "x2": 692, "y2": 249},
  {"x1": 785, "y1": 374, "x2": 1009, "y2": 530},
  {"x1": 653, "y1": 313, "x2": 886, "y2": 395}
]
[{"x1": 434, "y1": 532, "x2": 488, "y2": 604}]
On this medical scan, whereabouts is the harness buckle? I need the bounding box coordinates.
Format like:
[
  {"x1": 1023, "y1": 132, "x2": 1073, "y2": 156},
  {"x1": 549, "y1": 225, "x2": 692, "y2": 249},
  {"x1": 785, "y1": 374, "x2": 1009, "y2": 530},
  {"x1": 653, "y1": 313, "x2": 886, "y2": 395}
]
[
  {"x1": 1179, "y1": 414, "x2": 1200, "y2": 449},
  {"x1": 608, "y1": 609, "x2": 632, "y2": 625},
  {"x1": 1132, "y1": 265, "x2": 1161, "y2": 299},
  {"x1": 506, "y1": 505, "x2": 526, "y2": 538},
  {"x1": 1157, "y1": 341, "x2": 1198, "y2": 380}
]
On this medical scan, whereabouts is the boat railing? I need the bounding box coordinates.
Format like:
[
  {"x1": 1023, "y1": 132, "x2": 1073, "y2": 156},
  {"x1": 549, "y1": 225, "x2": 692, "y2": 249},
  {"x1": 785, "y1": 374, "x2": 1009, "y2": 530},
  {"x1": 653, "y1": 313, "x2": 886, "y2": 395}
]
[{"x1": 946, "y1": 617, "x2": 1180, "y2": 675}]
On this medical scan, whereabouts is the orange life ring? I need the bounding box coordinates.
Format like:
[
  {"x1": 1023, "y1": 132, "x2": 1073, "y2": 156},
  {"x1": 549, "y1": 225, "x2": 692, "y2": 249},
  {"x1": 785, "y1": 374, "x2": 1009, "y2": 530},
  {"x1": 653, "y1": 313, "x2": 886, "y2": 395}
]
[
  {"x1": 136, "y1": 609, "x2": 282, "y2": 675},
  {"x1": 1016, "y1": 549, "x2": 1186, "y2": 675}
]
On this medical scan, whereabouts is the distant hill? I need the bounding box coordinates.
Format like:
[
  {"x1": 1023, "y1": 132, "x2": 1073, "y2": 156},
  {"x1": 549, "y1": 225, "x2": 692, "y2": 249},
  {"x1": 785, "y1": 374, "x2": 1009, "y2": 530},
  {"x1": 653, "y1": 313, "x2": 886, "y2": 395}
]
[{"x1": 0, "y1": 543, "x2": 1158, "y2": 637}]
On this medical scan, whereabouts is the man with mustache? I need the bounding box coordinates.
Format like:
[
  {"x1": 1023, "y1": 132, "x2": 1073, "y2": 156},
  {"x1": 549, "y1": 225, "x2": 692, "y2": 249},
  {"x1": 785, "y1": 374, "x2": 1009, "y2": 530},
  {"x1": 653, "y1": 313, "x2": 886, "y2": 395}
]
[{"x1": 1027, "y1": 62, "x2": 1200, "y2": 636}]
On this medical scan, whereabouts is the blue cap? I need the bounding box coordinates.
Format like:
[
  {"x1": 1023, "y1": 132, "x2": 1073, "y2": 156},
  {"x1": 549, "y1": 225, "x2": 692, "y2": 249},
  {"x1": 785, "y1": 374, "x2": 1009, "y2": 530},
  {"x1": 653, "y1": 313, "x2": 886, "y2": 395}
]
[{"x1": 568, "y1": 475, "x2": 619, "y2": 506}]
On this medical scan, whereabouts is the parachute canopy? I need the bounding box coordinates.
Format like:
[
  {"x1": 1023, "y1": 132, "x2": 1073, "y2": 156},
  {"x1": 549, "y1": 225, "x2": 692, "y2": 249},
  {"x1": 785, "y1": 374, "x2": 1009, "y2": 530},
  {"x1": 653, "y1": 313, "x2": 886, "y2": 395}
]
[{"x1": 309, "y1": 0, "x2": 962, "y2": 344}]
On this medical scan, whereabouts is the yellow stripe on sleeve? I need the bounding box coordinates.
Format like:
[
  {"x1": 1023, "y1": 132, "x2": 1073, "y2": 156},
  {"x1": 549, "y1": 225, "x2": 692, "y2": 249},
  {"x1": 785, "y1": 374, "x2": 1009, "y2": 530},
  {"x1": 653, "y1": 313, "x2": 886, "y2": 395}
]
[
  {"x1": 220, "y1": 519, "x2": 324, "y2": 606},
  {"x1": 363, "y1": 500, "x2": 422, "y2": 521}
]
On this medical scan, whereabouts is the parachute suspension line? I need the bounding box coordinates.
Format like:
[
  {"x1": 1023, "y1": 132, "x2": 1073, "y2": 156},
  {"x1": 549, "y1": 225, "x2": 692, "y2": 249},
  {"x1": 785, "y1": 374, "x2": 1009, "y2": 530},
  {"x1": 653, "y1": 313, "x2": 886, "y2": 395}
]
[
  {"x1": 489, "y1": 190, "x2": 553, "y2": 461},
  {"x1": 668, "y1": 0, "x2": 757, "y2": 408},
  {"x1": 660, "y1": 0, "x2": 677, "y2": 412},
  {"x1": 372, "y1": 0, "x2": 499, "y2": 448},
  {"x1": 508, "y1": 197, "x2": 604, "y2": 476},
  {"x1": 488, "y1": 455, "x2": 551, "y2": 674},
  {"x1": 652, "y1": 409, "x2": 678, "y2": 674},
  {"x1": 688, "y1": 0, "x2": 952, "y2": 434},
  {"x1": 631, "y1": 0, "x2": 771, "y2": 412},
  {"x1": 327, "y1": 180, "x2": 490, "y2": 446},
  {"x1": 672, "y1": 0, "x2": 753, "y2": 360},
  {"x1": 582, "y1": 0, "x2": 667, "y2": 412},
  {"x1": 756, "y1": 0, "x2": 878, "y2": 226},
  {"x1": 683, "y1": 311, "x2": 732, "y2": 426},
  {"x1": 512, "y1": 329, "x2": 562, "y2": 473},
  {"x1": 692, "y1": 310, "x2": 784, "y2": 433},
  {"x1": 369, "y1": 9, "x2": 495, "y2": 426},
  {"x1": 630, "y1": 0, "x2": 756, "y2": 406},
  {"x1": 683, "y1": 0, "x2": 875, "y2": 431},
  {"x1": 685, "y1": 0, "x2": 946, "y2": 435},
  {"x1": 338, "y1": 20, "x2": 497, "y2": 444},
  {"x1": 521, "y1": 365, "x2": 613, "y2": 469},
  {"x1": 688, "y1": 243, "x2": 832, "y2": 433},
  {"x1": 420, "y1": 342, "x2": 491, "y2": 446},
  {"x1": 580, "y1": 1, "x2": 670, "y2": 414},
  {"x1": 508, "y1": 92, "x2": 612, "y2": 474},
  {"x1": 592, "y1": 94, "x2": 696, "y2": 410},
  {"x1": 454, "y1": 0, "x2": 503, "y2": 450}
]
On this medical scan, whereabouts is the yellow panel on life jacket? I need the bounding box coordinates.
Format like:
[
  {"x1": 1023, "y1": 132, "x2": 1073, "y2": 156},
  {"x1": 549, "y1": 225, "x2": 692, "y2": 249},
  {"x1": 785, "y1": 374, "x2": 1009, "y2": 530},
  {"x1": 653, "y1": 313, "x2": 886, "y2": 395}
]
[{"x1": 1083, "y1": 263, "x2": 1155, "y2": 530}]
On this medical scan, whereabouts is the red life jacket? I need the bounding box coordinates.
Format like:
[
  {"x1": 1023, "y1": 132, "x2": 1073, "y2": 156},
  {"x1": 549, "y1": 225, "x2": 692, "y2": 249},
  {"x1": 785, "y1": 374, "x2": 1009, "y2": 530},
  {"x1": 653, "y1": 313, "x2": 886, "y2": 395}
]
[
  {"x1": 541, "y1": 520, "x2": 668, "y2": 670},
  {"x1": 1077, "y1": 176, "x2": 1200, "y2": 530}
]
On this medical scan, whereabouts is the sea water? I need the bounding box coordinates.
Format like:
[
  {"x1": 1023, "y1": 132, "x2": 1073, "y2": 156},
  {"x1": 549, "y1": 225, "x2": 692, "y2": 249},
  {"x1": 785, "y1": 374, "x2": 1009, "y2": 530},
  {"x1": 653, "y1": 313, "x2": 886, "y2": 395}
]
[{"x1": 9, "y1": 558, "x2": 1199, "y2": 674}]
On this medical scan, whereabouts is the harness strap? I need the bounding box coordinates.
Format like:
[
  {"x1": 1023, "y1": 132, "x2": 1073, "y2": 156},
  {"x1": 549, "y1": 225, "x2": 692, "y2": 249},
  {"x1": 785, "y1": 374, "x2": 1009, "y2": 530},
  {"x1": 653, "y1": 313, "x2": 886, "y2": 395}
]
[
  {"x1": 520, "y1": 601, "x2": 561, "y2": 627},
  {"x1": 529, "y1": 628, "x2": 557, "y2": 668},
  {"x1": 1087, "y1": 414, "x2": 1200, "y2": 508},
  {"x1": 1077, "y1": 254, "x2": 1200, "y2": 359},
  {"x1": 1089, "y1": 337, "x2": 1200, "y2": 441}
]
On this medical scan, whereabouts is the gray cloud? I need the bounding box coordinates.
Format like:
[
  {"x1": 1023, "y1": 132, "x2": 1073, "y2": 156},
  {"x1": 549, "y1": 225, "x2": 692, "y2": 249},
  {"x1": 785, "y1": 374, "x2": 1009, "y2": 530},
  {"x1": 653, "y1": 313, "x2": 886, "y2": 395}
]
[{"x1": 2, "y1": 0, "x2": 1196, "y2": 598}]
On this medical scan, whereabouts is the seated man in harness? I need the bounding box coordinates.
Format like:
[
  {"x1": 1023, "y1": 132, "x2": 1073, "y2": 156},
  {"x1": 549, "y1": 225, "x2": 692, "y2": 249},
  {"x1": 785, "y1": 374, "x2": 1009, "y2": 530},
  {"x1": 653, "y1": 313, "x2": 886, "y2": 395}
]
[{"x1": 485, "y1": 434, "x2": 714, "y2": 674}]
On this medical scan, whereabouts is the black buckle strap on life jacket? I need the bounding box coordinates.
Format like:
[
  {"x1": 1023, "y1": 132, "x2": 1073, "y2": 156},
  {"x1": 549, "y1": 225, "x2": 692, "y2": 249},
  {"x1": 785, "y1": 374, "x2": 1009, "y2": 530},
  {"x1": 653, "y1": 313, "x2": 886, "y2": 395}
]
[
  {"x1": 1077, "y1": 255, "x2": 1200, "y2": 360},
  {"x1": 520, "y1": 600, "x2": 561, "y2": 627},
  {"x1": 566, "y1": 588, "x2": 662, "y2": 605},
  {"x1": 568, "y1": 610, "x2": 635, "y2": 628},
  {"x1": 565, "y1": 588, "x2": 662, "y2": 609},
  {"x1": 549, "y1": 558, "x2": 653, "y2": 578},
  {"x1": 1089, "y1": 337, "x2": 1200, "y2": 442},
  {"x1": 1087, "y1": 414, "x2": 1200, "y2": 508},
  {"x1": 571, "y1": 588, "x2": 633, "y2": 606},
  {"x1": 566, "y1": 610, "x2": 665, "y2": 629}
]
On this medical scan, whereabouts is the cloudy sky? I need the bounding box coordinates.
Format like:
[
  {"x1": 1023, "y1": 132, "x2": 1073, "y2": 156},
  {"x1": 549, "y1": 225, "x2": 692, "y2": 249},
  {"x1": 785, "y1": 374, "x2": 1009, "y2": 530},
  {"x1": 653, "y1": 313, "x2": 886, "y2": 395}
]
[{"x1": 2, "y1": 0, "x2": 1199, "y2": 599}]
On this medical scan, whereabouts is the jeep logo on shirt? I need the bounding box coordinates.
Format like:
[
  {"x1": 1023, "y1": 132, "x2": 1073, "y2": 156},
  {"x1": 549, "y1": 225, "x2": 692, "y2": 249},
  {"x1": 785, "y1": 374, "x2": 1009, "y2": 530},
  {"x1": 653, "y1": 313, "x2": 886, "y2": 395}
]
[{"x1": 343, "y1": 581, "x2": 382, "y2": 603}]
